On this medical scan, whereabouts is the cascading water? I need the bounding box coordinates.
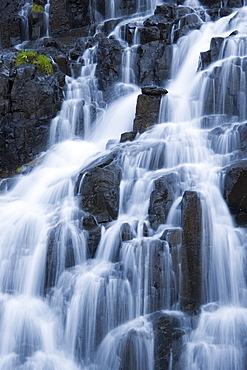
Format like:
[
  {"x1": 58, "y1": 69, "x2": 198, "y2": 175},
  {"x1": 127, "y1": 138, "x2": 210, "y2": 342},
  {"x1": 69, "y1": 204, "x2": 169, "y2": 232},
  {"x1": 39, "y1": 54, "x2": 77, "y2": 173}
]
[{"x1": 1, "y1": 0, "x2": 247, "y2": 369}]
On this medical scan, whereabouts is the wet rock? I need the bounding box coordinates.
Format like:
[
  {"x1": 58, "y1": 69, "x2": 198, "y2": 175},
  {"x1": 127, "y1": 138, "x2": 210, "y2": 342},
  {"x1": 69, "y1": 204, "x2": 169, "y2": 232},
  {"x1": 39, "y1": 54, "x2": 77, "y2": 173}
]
[
  {"x1": 151, "y1": 311, "x2": 185, "y2": 370},
  {"x1": 161, "y1": 228, "x2": 183, "y2": 304},
  {"x1": 136, "y1": 41, "x2": 173, "y2": 86},
  {"x1": 133, "y1": 86, "x2": 168, "y2": 133},
  {"x1": 148, "y1": 172, "x2": 180, "y2": 231},
  {"x1": 202, "y1": 57, "x2": 246, "y2": 119},
  {"x1": 143, "y1": 222, "x2": 149, "y2": 237},
  {"x1": 238, "y1": 123, "x2": 247, "y2": 153},
  {"x1": 226, "y1": 0, "x2": 244, "y2": 7},
  {"x1": 148, "y1": 239, "x2": 169, "y2": 313},
  {"x1": 50, "y1": 0, "x2": 70, "y2": 37},
  {"x1": 78, "y1": 155, "x2": 122, "y2": 224},
  {"x1": 95, "y1": 37, "x2": 123, "y2": 100},
  {"x1": 120, "y1": 131, "x2": 137, "y2": 143},
  {"x1": 139, "y1": 26, "x2": 161, "y2": 44},
  {"x1": 120, "y1": 223, "x2": 133, "y2": 241},
  {"x1": 141, "y1": 86, "x2": 168, "y2": 95},
  {"x1": 200, "y1": 37, "x2": 224, "y2": 70},
  {"x1": 224, "y1": 160, "x2": 247, "y2": 226},
  {"x1": 181, "y1": 190, "x2": 202, "y2": 314},
  {"x1": 28, "y1": 11, "x2": 46, "y2": 40},
  {"x1": 44, "y1": 228, "x2": 75, "y2": 293},
  {"x1": 82, "y1": 214, "x2": 101, "y2": 258},
  {"x1": 172, "y1": 12, "x2": 203, "y2": 43}
]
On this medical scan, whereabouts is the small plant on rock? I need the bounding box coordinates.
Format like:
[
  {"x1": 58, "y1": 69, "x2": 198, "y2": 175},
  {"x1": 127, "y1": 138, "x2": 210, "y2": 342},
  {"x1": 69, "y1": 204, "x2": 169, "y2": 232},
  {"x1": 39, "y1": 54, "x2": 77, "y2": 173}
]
[
  {"x1": 15, "y1": 50, "x2": 53, "y2": 75},
  {"x1": 31, "y1": 3, "x2": 44, "y2": 12}
]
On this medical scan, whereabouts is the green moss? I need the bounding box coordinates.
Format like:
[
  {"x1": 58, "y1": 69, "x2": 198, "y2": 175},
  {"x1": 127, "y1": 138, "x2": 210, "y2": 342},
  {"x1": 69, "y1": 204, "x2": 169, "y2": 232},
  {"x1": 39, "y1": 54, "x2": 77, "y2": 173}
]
[
  {"x1": 16, "y1": 167, "x2": 23, "y2": 174},
  {"x1": 15, "y1": 50, "x2": 53, "y2": 75},
  {"x1": 31, "y1": 3, "x2": 44, "y2": 12}
]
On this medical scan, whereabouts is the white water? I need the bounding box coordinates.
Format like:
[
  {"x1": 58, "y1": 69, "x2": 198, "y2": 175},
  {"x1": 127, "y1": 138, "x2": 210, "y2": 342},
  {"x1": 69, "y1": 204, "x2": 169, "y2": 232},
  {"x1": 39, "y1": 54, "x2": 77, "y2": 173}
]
[{"x1": 1, "y1": 1, "x2": 247, "y2": 369}]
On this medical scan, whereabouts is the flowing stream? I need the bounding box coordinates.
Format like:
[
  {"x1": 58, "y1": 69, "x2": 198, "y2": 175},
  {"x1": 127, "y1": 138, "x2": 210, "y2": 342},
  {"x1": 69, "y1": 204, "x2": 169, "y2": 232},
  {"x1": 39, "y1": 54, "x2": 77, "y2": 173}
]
[{"x1": 1, "y1": 0, "x2": 247, "y2": 369}]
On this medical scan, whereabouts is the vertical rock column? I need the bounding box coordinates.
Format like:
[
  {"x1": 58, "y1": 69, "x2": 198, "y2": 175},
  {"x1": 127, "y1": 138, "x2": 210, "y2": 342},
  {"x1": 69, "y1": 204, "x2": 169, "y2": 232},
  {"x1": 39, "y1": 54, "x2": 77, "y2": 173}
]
[{"x1": 181, "y1": 191, "x2": 202, "y2": 313}]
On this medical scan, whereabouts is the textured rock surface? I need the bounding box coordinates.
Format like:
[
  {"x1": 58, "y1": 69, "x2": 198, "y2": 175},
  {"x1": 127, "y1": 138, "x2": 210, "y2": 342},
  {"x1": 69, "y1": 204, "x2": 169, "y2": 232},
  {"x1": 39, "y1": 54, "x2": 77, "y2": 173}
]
[
  {"x1": 133, "y1": 87, "x2": 168, "y2": 133},
  {"x1": 148, "y1": 172, "x2": 180, "y2": 230},
  {"x1": 151, "y1": 311, "x2": 185, "y2": 370},
  {"x1": 0, "y1": 56, "x2": 64, "y2": 177},
  {"x1": 181, "y1": 190, "x2": 202, "y2": 313},
  {"x1": 78, "y1": 155, "x2": 122, "y2": 224}
]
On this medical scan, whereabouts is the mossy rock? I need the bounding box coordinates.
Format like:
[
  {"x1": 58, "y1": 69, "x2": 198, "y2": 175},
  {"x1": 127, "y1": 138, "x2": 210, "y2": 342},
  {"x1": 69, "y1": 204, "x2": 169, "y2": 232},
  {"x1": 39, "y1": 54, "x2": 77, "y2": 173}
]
[{"x1": 15, "y1": 50, "x2": 53, "y2": 75}]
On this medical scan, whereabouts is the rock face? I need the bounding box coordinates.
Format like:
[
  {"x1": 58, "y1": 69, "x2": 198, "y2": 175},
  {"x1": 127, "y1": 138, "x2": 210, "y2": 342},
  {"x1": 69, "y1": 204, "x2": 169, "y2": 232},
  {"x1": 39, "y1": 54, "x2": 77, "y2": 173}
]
[
  {"x1": 133, "y1": 86, "x2": 168, "y2": 133},
  {"x1": 78, "y1": 155, "x2": 122, "y2": 224},
  {"x1": 148, "y1": 172, "x2": 180, "y2": 230},
  {"x1": 0, "y1": 55, "x2": 64, "y2": 177},
  {"x1": 181, "y1": 191, "x2": 202, "y2": 313},
  {"x1": 224, "y1": 160, "x2": 247, "y2": 226}
]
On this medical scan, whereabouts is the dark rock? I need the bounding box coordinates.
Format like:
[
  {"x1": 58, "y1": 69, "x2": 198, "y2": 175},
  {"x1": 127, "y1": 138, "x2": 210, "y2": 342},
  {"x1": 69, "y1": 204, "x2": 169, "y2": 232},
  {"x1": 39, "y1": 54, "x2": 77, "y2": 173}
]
[
  {"x1": 148, "y1": 239, "x2": 170, "y2": 313},
  {"x1": 227, "y1": 0, "x2": 244, "y2": 7},
  {"x1": 139, "y1": 26, "x2": 161, "y2": 44},
  {"x1": 136, "y1": 41, "x2": 173, "y2": 86},
  {"x1": 83, "y1": 215, "x2": 101, "y2": 258},
  {"x1": 133, "y1": 93, "x2": 161, "y2": 133},
  {"x1": 133, "y1": 86, "x2": 168, "y2": 133},
  {"x1": 151, "y1": 311, "x2": 185, "y2": 370},
  {"x1": 220, "y1": 8, "x2": 233, "y2": 17},
  {"x1": 78, "y1": 155, "x2": 122, "y2": 224},
  {"x1": 28, "y1": 11, "x2": 46, "y2": 40},
  {"x1": 181, "y1": 191, "x2": 202, "y2": 313},
  {"x1": 224, "y1": 160, "x2": 247, "y2": 226},
  {"x1": 44, "y1": 227, "x2": 75, "y2": 293},
  {"x1": 143, "y1": 222, "x2": 149, "y2": 237},
  {"x1": 172, "y1": 13, "x2": 203, "y2": 43},
  {"x1": 95, "y1": 37, "x2": 123, "y2": 100},
  {"x1": 161, "y1": 228, "x2": 183, "y2": 304},
  {"x1": 0, "y1": 0, "x2": 25, "y2": 47},
  {"x1": 120, "y1": 131, "x2": 137, "y2": 143},
  {"x1": 0, "y1": 59, "x2": 64, "y2": 177},
  {"x1": 238, "y1": 123, "x2": 247, "y2": 152},
  {"x1": 120, "y1": 223, "x2": 133, "y2": 241},
  {"x1": 141, "y1": 86, "x2": 168, "y2": 95},
  {"x1": 50, "y1": 0, "x2": 70, "y2": 37},
  {"x1": 148, "y1": 172, "x2": 180, "y2": 230},
  {"x1": 202, "y1": 57, "x2": 246, "y2": 119}
]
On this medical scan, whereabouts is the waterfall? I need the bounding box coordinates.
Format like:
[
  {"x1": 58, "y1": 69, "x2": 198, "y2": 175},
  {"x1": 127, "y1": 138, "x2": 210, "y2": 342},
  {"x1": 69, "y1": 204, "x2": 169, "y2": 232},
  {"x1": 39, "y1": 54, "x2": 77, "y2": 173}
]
[{"x1": 1, "y1": 0, "x2": 247, "y2": 369}]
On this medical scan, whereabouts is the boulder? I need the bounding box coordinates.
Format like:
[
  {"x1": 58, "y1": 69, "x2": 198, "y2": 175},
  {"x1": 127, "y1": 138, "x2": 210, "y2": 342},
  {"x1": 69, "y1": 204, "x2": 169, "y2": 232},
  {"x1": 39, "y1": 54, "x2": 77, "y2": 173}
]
[
  {"x1": 181, "y1": 190, "x2": 202, "y2": 313},
  {"x1": 77, "y1": 154, "x2": 122, "y2": 224},
  {"x1": 224, "y1": 160, "x2": 247, "y2": 226},
  {"x1": 148, "y1": 172, "x2": 180, "y2": 230},
  {"x1": 133, "y1": 86, "x2": 168, "y2": 133}
]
